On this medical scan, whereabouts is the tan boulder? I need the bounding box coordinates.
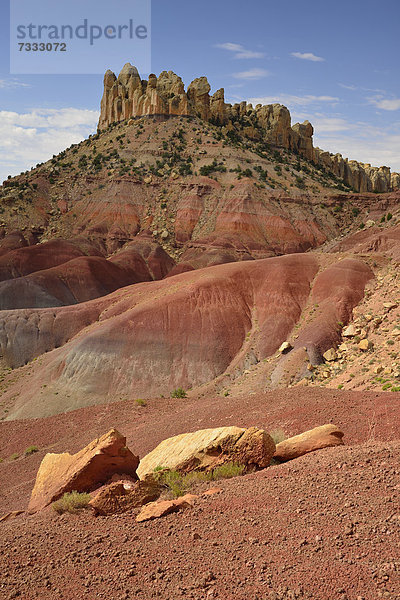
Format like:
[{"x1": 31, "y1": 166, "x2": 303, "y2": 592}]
[
  {"x1": 383, "y1": 302, "x2": 397, "y2": 311},
  {"x1": 136, "y1": 493, "x2": 197, "y2": 522},
  {"x1": 358, "y1": 339, "x2": 372, "y2": 351},
  {"x1": 274, "y1": 424, "x2": 344, "y2": 462},
  {"x1": 278, "y1": 341, "x2": 292, "y2": 354},
  {"x1": 323, "y1": 348, "x2": 337, "y2": 362},
  {"x1": 89, "y1": 476, "x2": 161, "y2": 516},
  {"x1": 28, "y1": 429, "x2": 139, "y2": 513},
  {"x1": 137, "y1": 426, "x2": 275, "y2": 479},
  {"x1": 342, "y1": 324, "x2": 358, "y2": 337}
]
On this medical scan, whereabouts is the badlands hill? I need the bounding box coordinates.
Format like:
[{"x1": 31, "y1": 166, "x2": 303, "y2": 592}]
[{"x1": 0, "y1": 63, "x2": 399, "y2": 421}]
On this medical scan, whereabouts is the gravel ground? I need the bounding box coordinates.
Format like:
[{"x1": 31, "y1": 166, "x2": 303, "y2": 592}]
[{"x1": 1, "y1": 388, "x2": 400, "y2": 600}]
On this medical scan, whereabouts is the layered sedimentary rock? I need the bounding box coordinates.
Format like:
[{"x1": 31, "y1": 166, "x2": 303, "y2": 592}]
[
  {"x1": 0, "y1": 254, "x2": 373, "y2": 420},
  {"x1": 98, "y1": 64, "x2": 189, "y2": 129},
  {"x1": 28, "y1": 429, "x2": 139, "y2": 513},
  {"x1": 98, "y1": 63, "x2": 400, "y2": 192},
  {"x1": 137, "y1": 426, "x2": 275, "y2": 479}
]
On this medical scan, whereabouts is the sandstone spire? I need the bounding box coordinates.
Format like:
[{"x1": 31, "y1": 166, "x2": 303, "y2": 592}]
[{"x1": 97, "y1": 63, "x2": 400, "y2": 193}]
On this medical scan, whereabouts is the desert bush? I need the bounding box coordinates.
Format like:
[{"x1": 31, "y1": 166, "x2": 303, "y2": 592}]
[
  {"x1": 154, "y1": 462, "x2": 245, "y2": 497},
  {"x1": 211, "y1": 463, "x2": 245, "y2": 479},
  {"x1": 269, "y1": 428, "x2": 287, "y2": 445},
  {"x1": 9, "y1": 453, "x2": 19, "y2": 461},
  {"x1": 52, "y1": 491, "x2": 91, "y2": 514},
  {"x1": 135, "y1": 398, "x2": 147, "y2": 407},
  {"x1": 171, "y1": 387, "x2": 187, "y2": 398},
  {"x1": 24, "y1": 445, "x2": 38, "y2": 456}
]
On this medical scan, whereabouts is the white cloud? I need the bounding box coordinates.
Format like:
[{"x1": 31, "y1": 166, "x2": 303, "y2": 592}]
[
  {"x1": 311, "y1": 117, "x2": 400, "y2": 171},
  {"x1": 368, "y1": 96, "x2": 400, "y2": 111},
  {"x1": 0, "y1": 78, "x2": 30, "y2": 89},
  {"x1": 338, "y1": 83, "x2": 358, "y2": 91},
  {"x1": 0, "y1": 108, "x2": 99, "y2": 183},
  {"x1": 307, "y1": 117, "x2": 350, "y2": 132},
  {"x1": 216, "y1": 42, "x2": 265, "y2": 59},
  {"x1": 248, "y1": 94, "x2": 339, "y2": 107},
  {"x1": 291, "y1": 52, "x2": 325, "y2": 62},
  {"x1": 233, "y1": 68, "x2": 269, "y2": 80}
]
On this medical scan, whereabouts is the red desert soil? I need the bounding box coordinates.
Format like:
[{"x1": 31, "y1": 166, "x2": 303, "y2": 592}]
[{"x1": 1, "y1": 387, "x2": 400, "y2": 600}]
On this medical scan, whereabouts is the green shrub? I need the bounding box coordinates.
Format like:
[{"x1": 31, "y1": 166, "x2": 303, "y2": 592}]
[
  {"x1": 171, "y1": 387, "x2": 187, "y2": 398},
  {"x1": 135, "y1": 398, "x2": 147, "y2": 407},
  {"x1": 154, "y1": 462, "x2": 246, "y2": 497},
  {"x1": 24, "y1": 445, "x2": 38, "y2": 456},
  {"x1": 9, "y1": 453, "x2": 19, "y2": 461},
  {"x1": 212, "y1": 463, "x2": 245, "y2": 479},
  {"x1": 52, "y1": 491, "x2": 91, "y2": 514}
]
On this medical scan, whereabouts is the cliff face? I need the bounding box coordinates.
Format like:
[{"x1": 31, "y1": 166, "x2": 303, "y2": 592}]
[{"x1": 98, "y1": 63, "x2": 399, "y2": 193}]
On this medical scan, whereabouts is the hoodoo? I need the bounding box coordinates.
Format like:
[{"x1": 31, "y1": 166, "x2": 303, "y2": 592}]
[{"x1": 98, "y1": 62, "x2": 399, "y2": 193}]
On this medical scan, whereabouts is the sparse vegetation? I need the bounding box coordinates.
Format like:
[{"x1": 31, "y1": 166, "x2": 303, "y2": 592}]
[
  {"x1": 52, "y1": 491, "x2": 91, "y2": 514},
  {"x1": 154, "y1": 462, "x2": 246, "y2": 497},
  {"x1": 171, "y1": 387, "x2": 187, "y2": 398},
  {"x1": 269, "y1": 428, "x2": 287, "y2": 445},
  {"x1": 24, "y1": 445, "x2": 39, "y2": 456},
  {"x1": 135, "y1": 398, "x2": 147, "y2": 407}
]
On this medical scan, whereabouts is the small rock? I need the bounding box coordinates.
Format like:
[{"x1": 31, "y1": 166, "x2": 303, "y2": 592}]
[
  {"x1": 383, "y1": 302, "x2": 397, "y2": 311},
  {"x1": 278, "y1": 341, "x2": 292, "y2": 354},
  {"x1": 323, "y1": 348, "x2": 337, "y2": 362},
  {"x1": 203, "y1": 487, "x2": 223, "y2": 497},
  {"x1": 358, "y1": 339, "x2": 372, "y2": 351},
  {"x1": 136, "y1": 494, "x2": 197, "y2": 522},
  {"x1": 342, "y1": 324, "x2": 358, "y2": 337}
]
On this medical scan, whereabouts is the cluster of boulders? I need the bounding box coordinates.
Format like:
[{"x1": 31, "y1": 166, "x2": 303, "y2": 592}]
[
  {"x1": 28, "y1": 424, "x2": 344, "y2": 522},
  {"x1": 305, "y1": 299, "x2": 400, "y2": 387},
  {"x1": 98, "y1": 63, "x2": 400, "y2": 193}
]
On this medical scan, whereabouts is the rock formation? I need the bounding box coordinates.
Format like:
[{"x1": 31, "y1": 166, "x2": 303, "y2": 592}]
[
  {"x1": 137, "y1": 426, "x2": 275, "y2": 479},
  {"x1": 274, "y1": 424, "x2": 344, "y2": 462},
  {"x1": 89, "y1": 476, "x2": 161, "y2": 516},
  {"x1": 136, "y1": 494, "x2": 197, "y2": 522},
  {"x1": 98, "y1": 63, "x2": 400, "y2": 193},
  {"x1": 28, "y1": 429, "x2": 139, "y2": 513}
]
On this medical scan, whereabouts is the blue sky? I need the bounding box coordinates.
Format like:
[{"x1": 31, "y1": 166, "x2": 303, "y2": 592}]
[{"x1": 1, "y1": 0, "x2": 399, "y2": 182}]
